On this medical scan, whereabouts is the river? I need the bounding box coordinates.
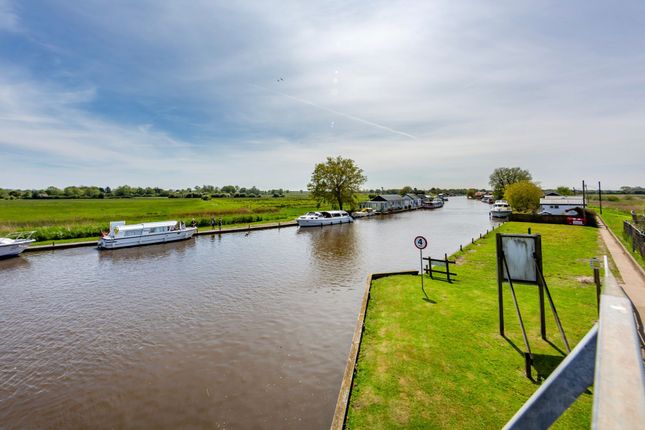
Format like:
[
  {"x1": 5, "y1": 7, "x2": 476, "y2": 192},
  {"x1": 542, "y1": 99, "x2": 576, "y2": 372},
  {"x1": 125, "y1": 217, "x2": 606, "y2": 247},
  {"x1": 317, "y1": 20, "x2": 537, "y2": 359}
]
[{"x1": 0, "y1": 197, "x2": 498, "y2": 429}]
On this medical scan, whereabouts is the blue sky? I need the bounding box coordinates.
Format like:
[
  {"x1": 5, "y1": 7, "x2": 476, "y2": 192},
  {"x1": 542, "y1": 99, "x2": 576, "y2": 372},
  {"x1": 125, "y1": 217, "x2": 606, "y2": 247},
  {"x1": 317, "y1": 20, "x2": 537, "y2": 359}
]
[{"x1": 1, "y1": 0, "x2": 643, "y2": 189}]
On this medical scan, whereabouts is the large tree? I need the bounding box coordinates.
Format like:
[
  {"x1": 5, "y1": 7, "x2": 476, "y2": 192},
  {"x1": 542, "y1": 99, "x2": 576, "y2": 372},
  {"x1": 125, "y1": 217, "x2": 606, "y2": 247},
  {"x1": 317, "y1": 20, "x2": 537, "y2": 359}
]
[
  {"x1": 504, "y1": 181, "x2": 542, "y2": 213},
  {"x1": 308, "y1": 156, "x2": 367, "y2": 210},
  {"x1": 489, "y1": 167, "x2": 532, "y2": 200}
]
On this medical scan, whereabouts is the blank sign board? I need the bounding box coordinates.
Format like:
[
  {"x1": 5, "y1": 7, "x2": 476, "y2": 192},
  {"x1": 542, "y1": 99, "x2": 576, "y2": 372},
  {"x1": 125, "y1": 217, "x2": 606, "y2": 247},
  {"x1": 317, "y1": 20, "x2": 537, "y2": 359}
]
[{"x1": 500, "y1": 235, "x2": 538, "y2": 283}]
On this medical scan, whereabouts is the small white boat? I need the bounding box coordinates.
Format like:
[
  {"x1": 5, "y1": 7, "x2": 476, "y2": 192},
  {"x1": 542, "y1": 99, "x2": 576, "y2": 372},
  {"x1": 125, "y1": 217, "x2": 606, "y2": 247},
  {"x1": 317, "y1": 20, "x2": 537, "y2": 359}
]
[
  {"x1": 352, "y1": 208, "x2": 376, "y2": 218},
  {"x1": 0, "y1": 231, "x2": 36, "y2": 258},
  {"x1": 296, "y1": 211, "x2": 353, "y2": 227},
  {"x1": 490, "y1": 200, "x2": 513, "y2": 218},
  {"x1": 98, "y1": 221, "x2": 197, "y2": 249},
  {"x1": 423, "y1": 198, "x2": 444, "y2": 209}
]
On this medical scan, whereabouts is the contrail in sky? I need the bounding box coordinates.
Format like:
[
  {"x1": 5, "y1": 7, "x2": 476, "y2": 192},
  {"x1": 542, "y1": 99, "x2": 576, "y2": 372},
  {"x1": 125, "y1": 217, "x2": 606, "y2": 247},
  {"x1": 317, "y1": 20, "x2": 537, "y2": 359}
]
[{"x1": 252, "y1": 84, "x2": 416, "y2": 139}]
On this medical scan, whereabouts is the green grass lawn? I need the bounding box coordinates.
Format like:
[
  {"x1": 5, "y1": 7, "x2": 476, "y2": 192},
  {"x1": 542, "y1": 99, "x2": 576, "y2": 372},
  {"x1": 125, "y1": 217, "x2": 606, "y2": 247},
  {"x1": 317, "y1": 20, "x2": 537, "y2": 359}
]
[
  {"x1": 346, "y1": 222, "x2": 601, "y2": 429},
  {"x1": 0, "y1": 194, "x2": 366, "y2": 242},
  {"x1": 591, "y1": 207, "x2": 645, "y2": 270}
]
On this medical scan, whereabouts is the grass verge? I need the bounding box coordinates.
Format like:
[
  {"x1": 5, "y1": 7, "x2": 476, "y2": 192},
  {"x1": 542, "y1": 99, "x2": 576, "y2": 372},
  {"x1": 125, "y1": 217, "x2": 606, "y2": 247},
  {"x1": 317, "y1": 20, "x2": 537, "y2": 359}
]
[
  {"x1": 593, "y1": 207, "x2": 645, "y2": 270},
  {"x1": 346, "y1": 222, "x2": 601, "y2": 429},
  {"x1": 0, "y1": 195, "x2": 353, "y2": 242}
]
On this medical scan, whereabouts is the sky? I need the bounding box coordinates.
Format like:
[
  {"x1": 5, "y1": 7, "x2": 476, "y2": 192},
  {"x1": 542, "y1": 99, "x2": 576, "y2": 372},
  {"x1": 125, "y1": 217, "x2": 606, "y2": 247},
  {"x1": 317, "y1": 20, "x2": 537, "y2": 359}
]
[{"x1": 1, "y1": 0, "x2": 644, "y2": 190}]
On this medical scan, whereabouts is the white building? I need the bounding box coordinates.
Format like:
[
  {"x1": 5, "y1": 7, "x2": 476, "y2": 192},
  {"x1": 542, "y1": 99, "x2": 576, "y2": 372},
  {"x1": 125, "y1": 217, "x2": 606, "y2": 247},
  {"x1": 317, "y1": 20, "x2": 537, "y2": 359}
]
[{"x1": 539, "y1": 196, "x2": 585, "y2": 215}]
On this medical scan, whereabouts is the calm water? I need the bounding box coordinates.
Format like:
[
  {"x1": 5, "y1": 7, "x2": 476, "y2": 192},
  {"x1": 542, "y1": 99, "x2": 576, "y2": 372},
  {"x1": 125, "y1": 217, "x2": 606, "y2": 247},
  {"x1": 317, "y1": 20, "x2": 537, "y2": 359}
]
[{"x1": 0, "y1": 197, "x2": 497, "y2": 429}]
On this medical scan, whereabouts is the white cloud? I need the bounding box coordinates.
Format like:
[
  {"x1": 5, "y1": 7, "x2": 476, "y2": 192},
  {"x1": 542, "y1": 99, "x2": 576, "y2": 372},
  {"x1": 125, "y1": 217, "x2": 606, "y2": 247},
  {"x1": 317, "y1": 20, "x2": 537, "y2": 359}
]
[
  {"x1": 1, "y1": 0, "x2": 644, "y2": 189},
  {"x1": 0, "y1": 0, "x2": 19, "y2": 32}
]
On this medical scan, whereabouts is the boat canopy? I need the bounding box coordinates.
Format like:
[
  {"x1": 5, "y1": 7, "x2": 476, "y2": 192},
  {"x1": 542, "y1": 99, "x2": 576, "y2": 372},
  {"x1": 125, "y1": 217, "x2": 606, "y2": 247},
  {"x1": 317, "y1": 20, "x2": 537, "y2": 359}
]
[{"x1": 115, "y1": 221, "x2": 178, "y2": 231}]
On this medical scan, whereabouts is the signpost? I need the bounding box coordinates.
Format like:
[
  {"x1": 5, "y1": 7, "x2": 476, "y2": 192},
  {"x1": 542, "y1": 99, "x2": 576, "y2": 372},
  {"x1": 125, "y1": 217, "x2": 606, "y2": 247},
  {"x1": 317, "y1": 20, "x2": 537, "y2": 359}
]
[
  {"x1": 496, "y1": 233, "x2": 570, "y2": 380},
  {"x1": 414, "y1": 236, "x2": 428, "y2": 297}
]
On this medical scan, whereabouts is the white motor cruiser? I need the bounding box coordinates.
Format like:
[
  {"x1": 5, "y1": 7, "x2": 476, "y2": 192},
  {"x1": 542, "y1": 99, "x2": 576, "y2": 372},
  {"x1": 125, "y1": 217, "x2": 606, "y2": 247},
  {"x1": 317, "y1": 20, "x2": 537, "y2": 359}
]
[
  {"x1": 0, "y1": 232, "x2": 36, "y2": 258},
  {"x1": 490, "y1": 200, "x2": 513, "y2": 218},
  {"x1": 98, "y1": 221, "x2": 197, "y2": 249},
  {"x1": 296, "y1": 211, "x2": 353, "y2": 227}
]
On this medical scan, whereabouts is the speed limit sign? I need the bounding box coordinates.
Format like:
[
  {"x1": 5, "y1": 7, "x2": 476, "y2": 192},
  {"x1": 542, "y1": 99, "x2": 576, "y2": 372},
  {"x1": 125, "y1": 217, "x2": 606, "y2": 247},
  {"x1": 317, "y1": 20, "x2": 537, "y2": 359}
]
[{"x1": 414, "y1": 236, "x2": 428, "y2": 250}]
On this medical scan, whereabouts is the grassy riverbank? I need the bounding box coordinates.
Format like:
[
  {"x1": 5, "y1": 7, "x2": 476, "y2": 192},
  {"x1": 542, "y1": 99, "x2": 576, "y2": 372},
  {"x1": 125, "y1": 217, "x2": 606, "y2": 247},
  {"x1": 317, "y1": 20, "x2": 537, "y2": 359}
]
[
  {"x1": 587, "y1": 194, "x2": 645, "y2": 270},
  {"x1": 0, "y1": 194, "x2": 361, "y2": 243},
  {"x1": 346, "y1": 222, "x2": 601, "y2": 429}
]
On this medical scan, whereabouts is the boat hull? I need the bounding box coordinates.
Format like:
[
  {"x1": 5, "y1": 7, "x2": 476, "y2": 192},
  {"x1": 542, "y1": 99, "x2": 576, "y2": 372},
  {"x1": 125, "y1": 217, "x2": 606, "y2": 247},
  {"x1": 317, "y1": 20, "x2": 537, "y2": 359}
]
[
  {"x1": 0, "y1": 241, "x2": 33, "y2": 258},
  {"x1": 296, "y1": 217, "x2": 353, "y2": 227},
  {"x1": 490, "y1": 210, "x2": 512, "y2": 218},
  {"x1": 97, "y1": 228, "x2": 197, "y2": 249}
]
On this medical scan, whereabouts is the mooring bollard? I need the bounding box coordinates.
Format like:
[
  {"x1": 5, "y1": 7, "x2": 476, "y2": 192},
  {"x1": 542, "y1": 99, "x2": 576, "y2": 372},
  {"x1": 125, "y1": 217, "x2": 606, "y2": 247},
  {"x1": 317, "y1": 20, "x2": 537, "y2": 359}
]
[
  {"x1": 528, "y1": 227, "x2": 532, "y2": 234},
  {"x1": 593, "y1": 267, "x2": 601, "y2": 314}
]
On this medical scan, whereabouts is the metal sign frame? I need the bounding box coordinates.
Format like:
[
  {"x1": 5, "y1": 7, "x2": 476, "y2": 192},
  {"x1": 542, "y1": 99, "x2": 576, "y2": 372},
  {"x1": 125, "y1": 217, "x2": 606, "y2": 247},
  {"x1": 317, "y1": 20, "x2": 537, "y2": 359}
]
[{"x1": 496, "y1": 233, "x2": 570, "y2": 380}]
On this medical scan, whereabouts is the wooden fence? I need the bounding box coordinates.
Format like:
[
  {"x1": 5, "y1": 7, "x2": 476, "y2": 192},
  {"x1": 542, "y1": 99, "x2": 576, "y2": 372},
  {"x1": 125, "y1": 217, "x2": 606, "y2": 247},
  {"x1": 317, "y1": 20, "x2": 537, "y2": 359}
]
[{"x1": 623, "y1": 220, "x2": 644, "y2": 257}]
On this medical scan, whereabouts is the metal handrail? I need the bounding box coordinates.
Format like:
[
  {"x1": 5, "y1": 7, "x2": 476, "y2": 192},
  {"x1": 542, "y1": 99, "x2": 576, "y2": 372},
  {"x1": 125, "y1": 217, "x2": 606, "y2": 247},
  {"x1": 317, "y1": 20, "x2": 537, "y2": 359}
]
[
  {"x1": 504, "y1": 256, "x2": 645, "y2": 429},
  {"x1": 592, "y1": 256, "x2": 645, "y2": 429}
]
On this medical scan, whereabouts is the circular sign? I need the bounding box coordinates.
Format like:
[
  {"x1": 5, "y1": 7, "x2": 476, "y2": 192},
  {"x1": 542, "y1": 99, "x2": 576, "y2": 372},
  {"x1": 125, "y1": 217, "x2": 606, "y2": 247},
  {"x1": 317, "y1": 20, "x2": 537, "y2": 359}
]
[{"x1": 414, "y1": 236, "x2": 428, "y2": 250}]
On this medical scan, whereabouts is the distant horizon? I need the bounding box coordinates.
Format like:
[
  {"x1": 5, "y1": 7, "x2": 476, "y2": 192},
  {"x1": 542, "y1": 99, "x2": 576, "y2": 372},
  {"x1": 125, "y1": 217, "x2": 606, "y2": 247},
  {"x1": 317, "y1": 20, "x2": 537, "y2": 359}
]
[
  {"x1": 1, "y1": 1, "x2": 643, "y2": 189},
  {"x1": 2, "y1": 181, "x2": 639, "y2": 194}
]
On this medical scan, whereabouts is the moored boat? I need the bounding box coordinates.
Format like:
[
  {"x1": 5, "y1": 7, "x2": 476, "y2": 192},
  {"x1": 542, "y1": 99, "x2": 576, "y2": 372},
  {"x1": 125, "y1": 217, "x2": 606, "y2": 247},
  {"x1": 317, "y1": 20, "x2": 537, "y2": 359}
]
[
  {"x1": 490, "y1": 200, "x2": 512, "y2": 218},
  {"x1": 0, "y1": 232, "x2": 36, "y2": 258},
  {"x1": 352, "y1": 208, "x2": 376, "y2": 218},
  {"x1": 422, "y1": 198, "x2": 444, "y2": 209},
  {"x1": 98, "y1": 221, "x2": 196, "y2": 249},
  {"x1": 296, "y1": 210, "x2": 353, "y2": 227}
]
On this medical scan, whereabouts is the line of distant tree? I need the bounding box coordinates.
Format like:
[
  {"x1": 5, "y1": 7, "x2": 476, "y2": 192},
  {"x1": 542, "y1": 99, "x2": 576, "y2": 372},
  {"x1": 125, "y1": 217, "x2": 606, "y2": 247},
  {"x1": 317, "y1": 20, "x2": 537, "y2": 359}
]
[
  {"x1": 0, "y1": 185, "x2": 296, "y2": 200},
  {"x1": 363, "y1": 187, "x2": 468, "y2": 197}
]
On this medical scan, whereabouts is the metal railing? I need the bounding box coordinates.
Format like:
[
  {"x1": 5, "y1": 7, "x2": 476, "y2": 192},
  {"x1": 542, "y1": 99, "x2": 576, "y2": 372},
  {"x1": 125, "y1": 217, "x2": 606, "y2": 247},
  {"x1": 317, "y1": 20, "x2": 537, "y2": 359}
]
[{"x1": 503, "y1": 256, "x2": 645, "y2": 429}]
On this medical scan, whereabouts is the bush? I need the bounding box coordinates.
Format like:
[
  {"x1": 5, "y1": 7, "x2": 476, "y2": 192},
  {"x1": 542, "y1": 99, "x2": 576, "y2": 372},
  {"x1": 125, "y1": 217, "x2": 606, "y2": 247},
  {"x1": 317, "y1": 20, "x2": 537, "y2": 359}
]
[
  {"x1": 606, "y1": 196, "x2": 619, "y2": 202},
  {"x1": 201, "y1": 195, "x2": 211, "y2": 201},
  {"x1": 504, "y1": 181, "x2": 542, "y2": 213}
]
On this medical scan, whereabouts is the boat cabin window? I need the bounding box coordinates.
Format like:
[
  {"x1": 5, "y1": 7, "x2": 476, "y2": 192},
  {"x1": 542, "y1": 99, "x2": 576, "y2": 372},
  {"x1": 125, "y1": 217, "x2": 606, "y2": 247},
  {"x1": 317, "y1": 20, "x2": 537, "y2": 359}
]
[
  {"x1": 125, "y1": 230, "x2": 140, "y2": 237},
  {"x1": 332, "y1": 213, "x2": 341, "y2": 217}
]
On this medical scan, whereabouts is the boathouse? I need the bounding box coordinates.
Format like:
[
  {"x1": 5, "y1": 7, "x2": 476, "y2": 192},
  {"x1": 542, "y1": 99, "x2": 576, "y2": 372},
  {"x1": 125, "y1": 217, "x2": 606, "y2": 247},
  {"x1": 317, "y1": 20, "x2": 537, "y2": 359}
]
[
  {"x1": 539, "y1": 196, "x2": 584, "y2": 215},
  {"x1": 405, "y1": 194, "x2": 423, "y2": 209},
  {"x1": 360, "y1": 194, "x2": 406, "y2": 212}
]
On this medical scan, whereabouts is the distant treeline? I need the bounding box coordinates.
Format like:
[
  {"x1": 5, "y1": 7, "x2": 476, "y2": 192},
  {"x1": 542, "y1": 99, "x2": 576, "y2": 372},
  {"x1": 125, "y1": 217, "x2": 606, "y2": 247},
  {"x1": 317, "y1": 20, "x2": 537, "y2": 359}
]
[
  {"x1": 0, "y1": 185, "x2": 469, "y2": 200},
  {"x1": 0, "y1": 185, "x2": 294, "y2": 200},
  {"x1": 365, "y1": 187, "x2": 468, "y2": 197}
]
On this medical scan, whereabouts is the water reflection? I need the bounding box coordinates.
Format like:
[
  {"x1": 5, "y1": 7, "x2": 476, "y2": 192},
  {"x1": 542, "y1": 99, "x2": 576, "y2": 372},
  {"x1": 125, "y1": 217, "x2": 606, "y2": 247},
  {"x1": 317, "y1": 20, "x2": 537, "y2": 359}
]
[
  {"x1": 0, "y1": 255, "x2": 31, "y2": 271},
  {"x1": 96, "y1": 238, "x2": 196, "y2": 262},
  {"x1": 300, "y1": 223, "x2": 360, "y2": 263}
]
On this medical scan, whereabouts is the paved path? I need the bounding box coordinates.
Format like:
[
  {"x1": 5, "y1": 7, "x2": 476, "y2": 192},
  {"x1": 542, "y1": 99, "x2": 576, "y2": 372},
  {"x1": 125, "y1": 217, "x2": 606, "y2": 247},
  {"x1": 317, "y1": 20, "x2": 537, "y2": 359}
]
[{"x1": 597, "y1": 218, "x2": 645, "y2": 351}]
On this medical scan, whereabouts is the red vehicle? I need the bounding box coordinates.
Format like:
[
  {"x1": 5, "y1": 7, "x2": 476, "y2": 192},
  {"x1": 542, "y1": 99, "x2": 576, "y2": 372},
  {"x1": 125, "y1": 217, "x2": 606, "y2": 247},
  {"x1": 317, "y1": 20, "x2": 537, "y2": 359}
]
[{"x1": 566, "y1": 217, "x2": 585, "y2": 226}]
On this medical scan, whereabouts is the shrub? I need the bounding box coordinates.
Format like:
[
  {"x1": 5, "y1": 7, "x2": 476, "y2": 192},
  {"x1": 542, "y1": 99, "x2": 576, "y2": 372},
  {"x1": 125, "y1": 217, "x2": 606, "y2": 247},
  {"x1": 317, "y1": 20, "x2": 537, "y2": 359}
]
[{"x1": 504, "y1": 181, "x2": 542, "y2": 213}]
